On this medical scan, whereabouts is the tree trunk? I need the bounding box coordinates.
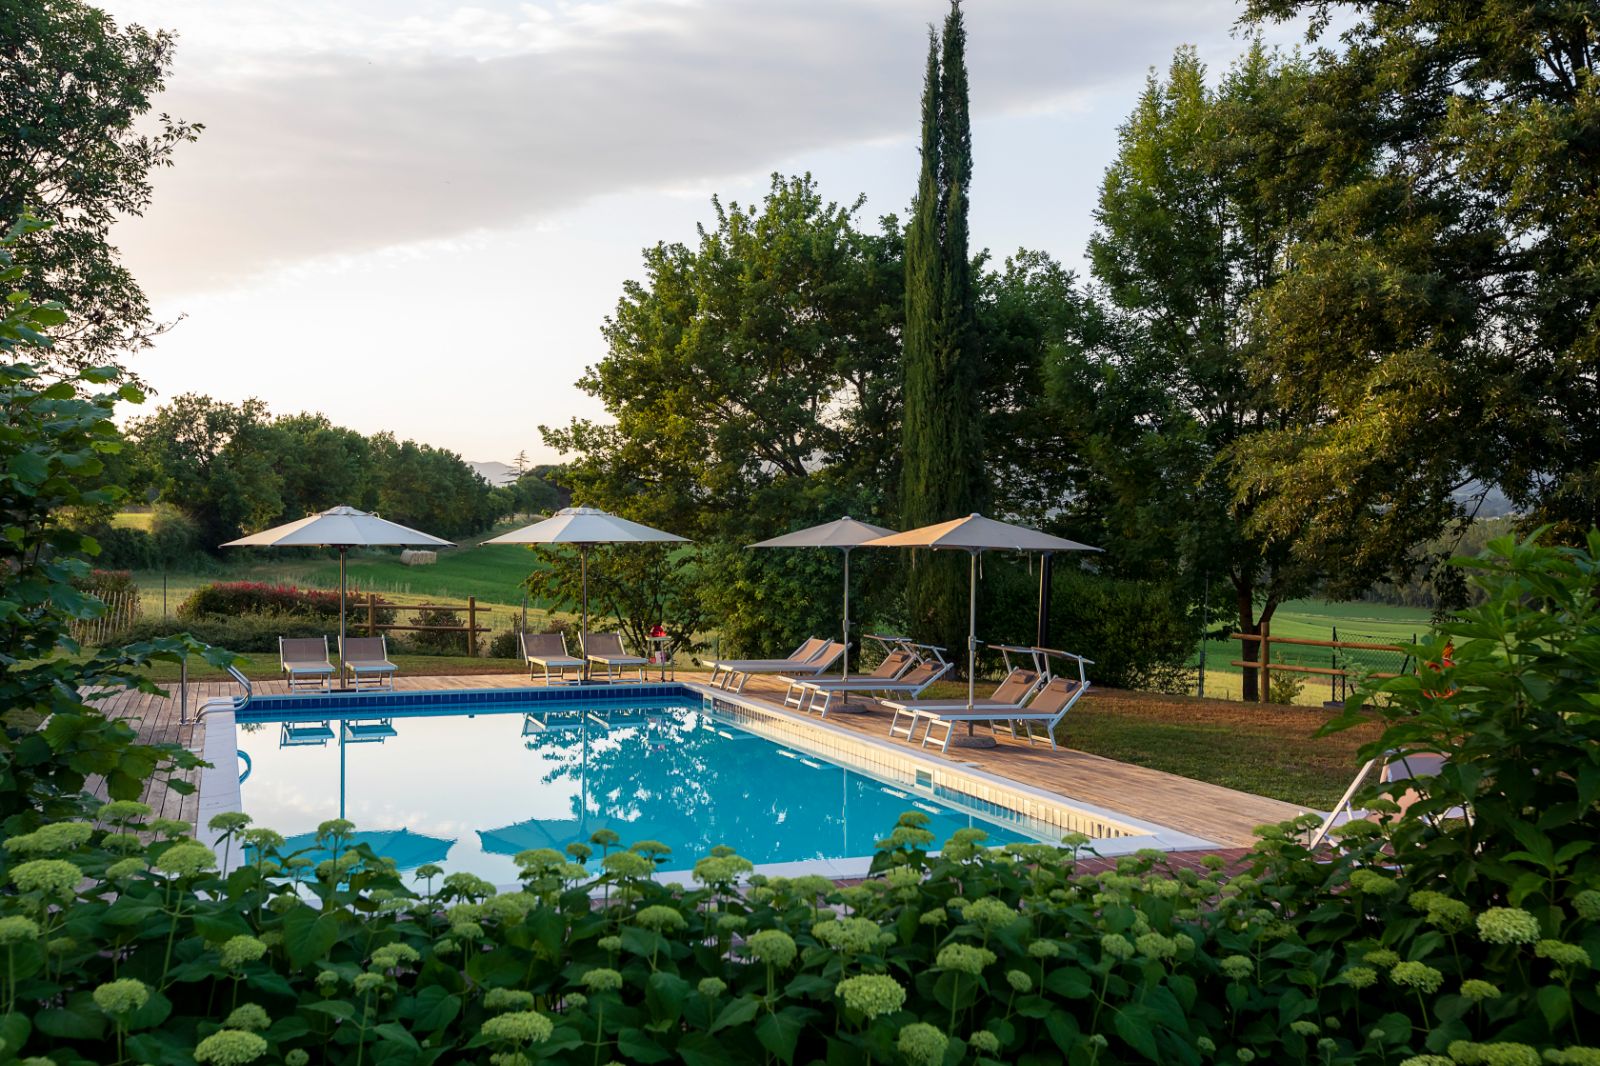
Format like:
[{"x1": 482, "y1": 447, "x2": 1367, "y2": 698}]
[{"x1": 1236, "y1": 578, "x2": 1260, "y2": 703}]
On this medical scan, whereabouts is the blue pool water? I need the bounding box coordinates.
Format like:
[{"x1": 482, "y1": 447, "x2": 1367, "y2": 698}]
[{"x1": 234, "y1": 693, "x2": 1041, "y2": 884}]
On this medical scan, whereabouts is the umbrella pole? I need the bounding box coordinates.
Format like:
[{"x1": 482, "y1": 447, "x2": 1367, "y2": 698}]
[
  {"x1": 580, "y1": 545, "x2": 590, "y2": 683},
  {"x1": 968, "y1": 550, "x2": 978, "y2": 715},
  {"x1": 338, "y1": 546, "x2": 348, "y2": 692},
  {"x1": 841, "y1": 547, "x2": 852, "y2": 679}
]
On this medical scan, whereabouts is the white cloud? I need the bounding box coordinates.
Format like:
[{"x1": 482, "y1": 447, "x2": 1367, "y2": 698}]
[{"x1": 109, "y1": 0, "x2": 1243, "y2": 297}]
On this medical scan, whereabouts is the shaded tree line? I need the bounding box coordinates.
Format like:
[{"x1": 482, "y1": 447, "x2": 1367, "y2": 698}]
[{"x1": 117, "y1": 395, "x2": 507, "y2": 550}]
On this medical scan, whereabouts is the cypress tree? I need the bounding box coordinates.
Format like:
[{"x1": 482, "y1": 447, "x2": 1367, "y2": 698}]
[{"x1": 901, "y1": 1, "x2": 984, "y2": 667}]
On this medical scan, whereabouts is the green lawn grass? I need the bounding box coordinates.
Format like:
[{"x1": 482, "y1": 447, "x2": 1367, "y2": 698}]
[{"x1": 1199, "y1": 597, "x2": 1433, "y2": 677}]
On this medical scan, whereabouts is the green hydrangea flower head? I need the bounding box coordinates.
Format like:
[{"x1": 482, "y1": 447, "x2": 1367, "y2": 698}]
[
  {"x1": 919, "y1": 908, "x2": 947, "y2": 926},
  {"x1": 154, "y1": 842, "x2": 216, "y2": 878},
  {"x1": 1291, "y1": 1021, "x2": 1320, "y2": 1036},
  {"x1": 589, "y1": 828, "x2": 621, "y2": 848},
  {"x1": 1391, "y1": 961, "x2": 1444, "y2": 993},
  {"x1": 1477, "y1": 908, "x2": 1540, "y2": 945},
  {"x1": 601, "y1": 850, "x2": 653, "y2": 879},
  {"x1": 635, "y1": 905, "x2": 688, "y2": 932},
  {"x1": 415, "y1": 863, "x2": 444, "y2": 880},
  {"x1": 193, "y1": 1030, "x2": 269, "y2": 1065},
  {"x1": 316, "y1": 818, "x2": 356, "y2": 841},
  {"x1": 486, "y1": 988, "x2": 536, "y2": 1013},
  {"x1": 1349, "y1": 869, "x2": 1399, "y2": 896},
  {"x1": 697, "y1": 977, "x2": 726, "y2": 999},
  {"x1": 4, "y1": 823, "x2": 94, "y2": 856},
  {"x1": 1102, "y1": 935, "x2": 1136, "y2": 961},
  {"x1": 353, "y1": 973, "x2": 386, "y2": 995},
  {"x1": 936, "y1": 943, "x2": 996, "y2": 976},
  {"x1": 875, "y1": 825, "x2": 936, "y2": 851},
  {"x1": 106, "y1": 858, "x2": 146, "y2": 881},
  {"x1": 220, "y1": 935, "x2": 268, "y2": 969},
  {"x1": 92, "y1": 978, "x2": 149, "y2": 1017},
  {"x1": 885, "y1": 865, "x2": 922, "y2": 888},
  {"x1": 813, "y1": 916, "x2": 882, "y2": 956},
  {"x1": 598, "y1": 935, "x2": 622, "y2": 954},
  {"x1": 370, "y1": 944, "x2": 420, "y2": 971},
  {"x1": 629, "y1": 839, "x2": 671, "y2": 859},
  {"x1": 1005, "y1": 969, "x2": 1033, "y2": 993},
  {"x1": 479, "y1": 1011, "x2": 554, "y2": 1046},
  {"x1": 443, "y1": 872, "x2": 497, "y2": 899},
  {"x1": 1220, "y1": 955, "x2": 1253, "y2": 980},
  {"x1": 1198, "y1": 1037, "x2": 1216, "y2": 1053},
  {"x1": 1408, "y1": 890, "x2": 1472, "y2": 932},
  {"x1": 223, "y1": 1004, "x2": 271, "y2": 1032},
  {"x1": 565, "y1": 841, "x2": 593, "y2": 863},
  {"x1": 285, "y1": 1052, "x2": 310, "y2": 1066},
  {"x1": 581, "y1": 967, "x2": 623, "y2": 993},
  {"x1": 434, "y1": 939, "x2": 459, "y2": 957},
  {"x1": 897, "y1": 1023, "x2": 949, "y2": 1066},
  {"x1": 747, "y1": 930, "x2": 798, "y2": 969},
  {"x1": 0, "y1": 916, "x2": 41, "y2": 944},
  {"x1": 315, "y1": 971, "x2": 340, "y2": 990},
  {"x1": 1137, "y1": 933, "x2": 1178, "y2": 960},
  {"x1": 1572, "y1": 891, "x2": 1600, "y2": 922},
  {"x1": 451, "y1": 921, "x2": 484, "y2": 941},
  {"x1": 1364, "y1": 949, "x2": 1401, "y2": 968},
  {"x1": 102, "y1": 833, "x2": 144, "y2": 855},
  {"x1": 1397, "y1": 1057, "x2": 1452, "y2": 1066},
  {"x1": 1237, "y1": 1050, "x2": 1256, "y2": 1064},
  {"x1": 242, "y1": 828, "x2": 285, "y2": 852},
  {"x1": 1446, "y1": 1041, "x2": 1541, "y2": 1066},
  {"x1": 970, "y1": 1030, "x2": 1001, "y2": 1054},
  {"x1": 208, "y1": 812, "x2": 252, "y2": 833},
  {"x1": 715, "y1": 915, "x2": 747, "y2": 934},
  {"x1": 514, "y1": 848, "x2": 565, "y2": 871},
  {"x1": 836, "y1": 974, "x2": 906, "y2": 1019},
  {"x1": 963, "y1": 897, "x2": 1020, "y2": 934},
  {"x1": 1460, "y1": 980, "x2": 1501, "y2": 1002},
  {"x1": 1542, "y1": 1049, "x2": 1600, "y2": 1066},
  {"x1": 1028, "y1": 939, "x2": 1060, "y2": 959},
  {"x1": 1534, "y1": 941, "x2": 1591, "y2": 969},
  {"x1": 10, "y1": 859, "x2": 82, "y2": 898},
  {"x1": 98, "y1": 800, "x2": 152, "y2": 823}
]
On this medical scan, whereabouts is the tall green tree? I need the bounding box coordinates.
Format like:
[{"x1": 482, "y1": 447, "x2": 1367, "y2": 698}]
[
  {"x1": 901, "y1": 2, "x2": 985, "y2": 665},
  {"x1": 1241, "y1": 0, "x2": 1600, "y2": 537},
  {"x1": 542, "y1": 174, "x2": 904, "y2": 654},
  {"x1": 0, "y1": 1, "x2": 199, "y2": 374}
]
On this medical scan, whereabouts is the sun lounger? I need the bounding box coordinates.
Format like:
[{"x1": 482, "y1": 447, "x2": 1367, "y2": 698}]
[
  {"x1": 280, "y1": 636, "x2": 334, "y2": 692},
  {"x1": 704, "y1": 637, "x2": 829, "y2": 690},
  {"x1": 780, "y1": 648, "x2": 915, "y2": 708},
  {"x1": 521, "y1": 631, "x2": 586, "y2": 685},
  {"x1": 791, "y1": 655, "x2": 954, "y2": 717},
  {"x1": 705, "y1": 639, "x2": 845, "y2": 693},
  {"x1": 584, "y1": 632, "x2": 649, "y2": 683},
  {"x1": 884, "y1": 668, "x2": 1045, "y2": 746},
  {"x1": 340, "y1": 636, "x2": 397, "y2": 691},
  {"x1": 914, "y1": 674, "x2": 1089, "y2": 753}
]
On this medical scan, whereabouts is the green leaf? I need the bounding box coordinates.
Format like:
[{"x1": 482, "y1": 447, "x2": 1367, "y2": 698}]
[
  {"x1": 1044, "y1": 966, "x2": 1093, "y2": 999},
  {"x1": 755, "y1": 1006, "x2": 813, "y2": 1064},
  {"x1": 374, "y1": 1021, "x2": 421, "y2": 1050},
  {"x1": 709, "y1": 996, "x2": 760, "y2": 1033},
  {"x1": 35, "y1": 994, "x2": 106, "y2": 1040},
  {"x1": 646, "y1": 971, "x2": 691, "y2": 1025},
  {"x1": 617, "y1": 1027, "x2": 675, "y2": 1063},
  {"x1": 1113, "y1": 1005, "x2": 1161, "y2": 1062},
  {"x1": 410, "y1": 986, "x2": 460, "y2": 1032},
  {"x1": 1537, "y1": 984, "x2": 1570, "y2": 1030},
  {"x1": 283, "y1": 907, "x2": 342, "y2": 968}
]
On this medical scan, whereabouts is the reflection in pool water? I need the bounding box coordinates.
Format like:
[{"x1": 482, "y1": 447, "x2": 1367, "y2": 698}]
[{"x1": 235, "y1": 700, "x2": 1035, "y2": 884}]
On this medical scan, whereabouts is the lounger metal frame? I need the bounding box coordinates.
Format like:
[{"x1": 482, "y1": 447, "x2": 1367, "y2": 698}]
[
  {"x1": 794, "y1": 641, "x2": 951, "y2": 716},
  {"x1": 585, "y1": 632, "x2": 649, "y2": 683},
  {"x1": 280, "y1": 636, "x2": 334, "y2": 693},
  {"x1": 521, "y1": 631, "x2": 586, "y2": 686},
  {"x1": 706, "y1": 638, "x2": 830, "y2": 691},
  {"x1": 896, "y1": 646, "x2": 1094, "y2": 754},
  {"x1": 340, "y1": 635, "x2": 397, "y2": 691}
]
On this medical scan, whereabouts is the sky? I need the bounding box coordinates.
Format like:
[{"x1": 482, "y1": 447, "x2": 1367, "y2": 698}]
[{"x1": 99, "y1": 0, "x2": 1307, "y2": 465}]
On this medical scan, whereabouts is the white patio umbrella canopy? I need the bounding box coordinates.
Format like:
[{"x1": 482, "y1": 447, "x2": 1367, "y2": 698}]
[
  {"x1": 749, "y1": 516, "x2": 897, "y2": 678},
  {"x1": 222, "y1": 506, "x2": 455, "y2": 688},
  {"x1": 485, "y1": 507, "x2": 689, "y2": 681},
  {"x1": 863, "y1": 513, "x2": 1099, "y2": 742}
]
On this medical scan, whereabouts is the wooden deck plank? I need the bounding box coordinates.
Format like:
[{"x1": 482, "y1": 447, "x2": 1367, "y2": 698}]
[{"x1": 85, "y1": 670, "x2": 1306, "y2": 848}]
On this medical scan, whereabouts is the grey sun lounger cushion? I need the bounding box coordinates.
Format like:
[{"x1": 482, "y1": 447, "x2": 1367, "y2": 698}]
[
  {"x1": 883, "y1": 668, "x2": 1042, "y2": 714},
  {"x1": 908, "y1": 674, "x2": 1090, "y2": 753},
  {"x1": 280, "y1": 636, "x2": 334, "y2": 690},
  {"x1": 340, "y1": 636, "x2": 397, "y2": 690},
  {"x1": 583, "y1": 632, "x2": 648, "y2": 665},
  {"x1": 704, "y1": 637, "x2": 830, "y2": 673},
  {"x1": 790, "y1": 656, "x2": 951, "y2": 716},
  {"x1": 792, "y1": 649, "x2": 915, "y2": 689},
  {"x1": 522, "y1": 631, "x2": 586, "y2": 683},
  {"x1": 706, "y1": 640, "x2": 845, "y2": 692}
]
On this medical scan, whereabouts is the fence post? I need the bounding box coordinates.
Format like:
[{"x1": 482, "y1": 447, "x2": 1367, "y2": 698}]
[
  {"x1": 367, "y1": 593, "x2": 377, "y2": 637},
  {"x1": 467, "y1": 597, "x2": 477, "y2": 657},
  {"x1": 1260, "y1": 620, "x2": 1271, "y2": 704}
]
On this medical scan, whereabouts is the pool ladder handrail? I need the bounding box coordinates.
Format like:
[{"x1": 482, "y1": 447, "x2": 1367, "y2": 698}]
[{"x1": 192, "y1": 664, "x2": 252, "y2": 724}]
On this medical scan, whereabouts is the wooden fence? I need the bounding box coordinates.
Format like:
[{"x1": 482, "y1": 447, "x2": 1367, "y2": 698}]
[
  {"x1": 1231, "y1": 628, "x2": 1414, "y2": 704},
  {"x1": 358, "y1": 593, "x2": 502, "y2": 656},
  {"x1": 70, "y1": 589, "x2": 141, "y2": 647}
]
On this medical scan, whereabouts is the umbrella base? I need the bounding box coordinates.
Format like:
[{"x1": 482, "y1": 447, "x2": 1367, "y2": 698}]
[{"x1": 946, "y1": 734, "x2": 998, "y2": 750}]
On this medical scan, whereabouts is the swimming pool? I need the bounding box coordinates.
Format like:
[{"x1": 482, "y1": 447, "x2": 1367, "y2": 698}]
[{"x1": 232, "y1": 690, "x2": 1055, "y2": 885}]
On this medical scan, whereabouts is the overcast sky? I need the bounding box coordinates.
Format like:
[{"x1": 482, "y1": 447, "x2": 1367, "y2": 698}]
[{"x1": 100, "y1": 0, "x2": 1301, "y2": 464}]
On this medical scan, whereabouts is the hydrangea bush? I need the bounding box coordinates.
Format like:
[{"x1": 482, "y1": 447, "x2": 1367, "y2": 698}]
[{"x1": 3, "y1": 243, "x2": 1597, "y2": 1061}]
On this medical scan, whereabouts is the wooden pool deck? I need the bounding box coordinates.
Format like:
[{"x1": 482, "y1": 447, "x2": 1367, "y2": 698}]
[{"x1": 87, "y1": 671, "x2": 1312, "y2": 849}]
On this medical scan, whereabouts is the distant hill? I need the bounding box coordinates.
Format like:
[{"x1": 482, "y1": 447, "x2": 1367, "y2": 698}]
[{"x1": 470, "y1": 461, "x2": 519, "y2": 487}]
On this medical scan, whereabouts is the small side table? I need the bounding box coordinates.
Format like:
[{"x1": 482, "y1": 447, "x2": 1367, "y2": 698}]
[{"x1": 645, "y1": 636, "x2": 675, "y2": 682}]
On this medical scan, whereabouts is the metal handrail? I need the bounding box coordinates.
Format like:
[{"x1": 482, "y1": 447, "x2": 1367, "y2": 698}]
[{"x1": 191, "y1": 665, "x2": 253, "y2": 725}]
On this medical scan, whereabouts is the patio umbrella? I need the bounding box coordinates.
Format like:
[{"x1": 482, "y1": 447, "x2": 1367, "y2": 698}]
[
  {"x1": 862, "y1": 513, "x2": 1099, "y2": 742},
  {"x1": 222, "y1": 506, "x2": 454, "y2": 688},
  {"x1": 485, "y1": 507, "x2": 689, "y2": 680},
  {"x1": 267, "y1": 827, "x2": 456, "y2": 873},
  {"x1": 749, "y1": 516, "x2": 897, "y2": 678}
]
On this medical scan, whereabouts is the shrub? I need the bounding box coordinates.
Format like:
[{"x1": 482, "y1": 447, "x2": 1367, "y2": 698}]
[
  {"x1": 488, "y1": 628, "x2": 522, "y2": 659},
  {"x1": 110, "y1": 613, "x2": 335, "y2": 653},
  {"x1": 180, "y1": 580, "x2": 345, "y2": 620},
  {"x1": 399, "y1": 605, "x2": 480, "y2": 655}
]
